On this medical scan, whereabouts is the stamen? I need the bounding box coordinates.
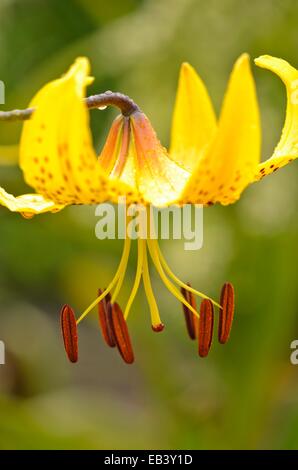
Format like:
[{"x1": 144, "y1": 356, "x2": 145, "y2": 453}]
[
  {"x1": 76, "y1": 236, "x2": 131, "y2": 324},
  {"x1": 111, "y1": 212, "x2": 132, "y2": 304},
  {"x1": 155, "y1": 240, "x2": 221, "y2": 309},
  {"x1": 181, "y1": 285, "x2": 197, "y2": 340},
  {"x1": 98, "y1": 289, "x2": 116, "y2": 348},
  {"x1": 110, "y1": 238, "x2": 131, "y2": 304},
  {"x1": 198, "y1": 299, "x2": 214, "y2": 358},
  {"x1": 110, "y1": 303, "x2": 134, "y2": 364},
  {"x1": 218, "y1": 282, "x2": 235, "y2": 344},
  {"x1": 60, "y1": 304, "x2": 78, "y2": 363}
]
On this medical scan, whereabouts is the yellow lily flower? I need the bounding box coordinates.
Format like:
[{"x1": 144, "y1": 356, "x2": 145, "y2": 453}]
[{"x1": 1, "y1": 53, "x2": 297, "y2": 364}]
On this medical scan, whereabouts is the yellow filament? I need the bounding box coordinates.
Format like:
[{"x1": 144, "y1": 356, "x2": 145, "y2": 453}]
[
  {"x1": 154, "y1": 239, "x2": 221, "y2": 309},
  {"x1": 142, "y1": 242, "x2": 162, "y2": 327},
  {"x1": 124, "y1": 238, "x2": 145, "y2": 319},
  {"x1": 77, "y1": 206, "x2": 221, "y2": 327},
  {"x1": 76, "y1": 236, "x2": 131, "y2": 324},
  {"x1": 111, "y1": 239, "x2": 131, "y2": 304},
  {"x1": 147, "y1": 238, "x2": 199, "y2": 318}
]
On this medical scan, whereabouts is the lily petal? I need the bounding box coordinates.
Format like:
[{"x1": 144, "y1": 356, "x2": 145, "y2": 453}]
[
  {"x1": 20, "y1": 58, "x2": 134, "y2": 207},
  {"x1": 170, "y1": 62, "x2": 217, "y2": 172},
  {"x1": 131, "y1": 111, "x2": 190, "y2": 206},
  {"x1": 179, "y1": 54, "x2": 261, "y2": 205},
  {"x1": 99, "y1": 111, "x2": 190, "y2": 206},
  {"x1": 254, "y1": 55, "x2": 298, "y2": 179},
  {"x1": 0, "y1": 187, "x2": 63, "y2": 214}
]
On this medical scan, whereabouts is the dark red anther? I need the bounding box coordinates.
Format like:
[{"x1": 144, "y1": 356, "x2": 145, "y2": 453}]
[
  {"x1": 60, "y1": 304, "x2": 78, "y2": 363},
  {"x1": 218, "y1": 282, "x2": 235, "y2": 344},
  {"x1": 181, "y1": 285, "x2": 197, "y2": 340},
  {"x1": 110, "y1": 303, "x2": 134, "y2": 364},
  {"x1": 198, "y1": 299, "x2": 214, "y2": 358},
  {"x1": 98, "y1": 289, "x2": 116, "y2": 348}
]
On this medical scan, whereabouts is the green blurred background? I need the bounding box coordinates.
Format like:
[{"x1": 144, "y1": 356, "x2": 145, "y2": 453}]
[{"x1": 0, "y1": 0, "x2": 298, "y2": 450}]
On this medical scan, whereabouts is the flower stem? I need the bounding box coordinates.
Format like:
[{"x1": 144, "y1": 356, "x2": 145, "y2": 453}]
[{"x1": 0, "y1": 91, "x2": 140, "y2": 122}]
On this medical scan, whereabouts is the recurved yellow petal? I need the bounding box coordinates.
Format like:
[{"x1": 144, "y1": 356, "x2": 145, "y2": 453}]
[
  {"x1": 170, "y1": 62, "x2": 217, "y2": 171},
  {"x1": 20, "y1": 58, "x2": 136, "y2": 207},
  {"x1": 254, "y1": 55, "x2": 298, "y2": 179},
  {"x1": 179, "y1": 54, "x2": 261, "y2": 205},
  {"x1": 0, "y1": 187, "x2": 63, "y2": 215}
]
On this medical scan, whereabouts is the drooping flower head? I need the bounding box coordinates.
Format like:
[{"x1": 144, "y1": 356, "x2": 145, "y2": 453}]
[{"x1": 0, "y1": 53, "x2": 297, "y2": 363}]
